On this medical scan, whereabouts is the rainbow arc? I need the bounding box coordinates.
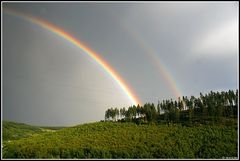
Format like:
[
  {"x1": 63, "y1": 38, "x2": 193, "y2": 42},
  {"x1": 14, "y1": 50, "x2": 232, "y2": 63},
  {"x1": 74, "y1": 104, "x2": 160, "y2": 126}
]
[{"x1": 4, "y1": 8, "x2": 141, "y2": 105}]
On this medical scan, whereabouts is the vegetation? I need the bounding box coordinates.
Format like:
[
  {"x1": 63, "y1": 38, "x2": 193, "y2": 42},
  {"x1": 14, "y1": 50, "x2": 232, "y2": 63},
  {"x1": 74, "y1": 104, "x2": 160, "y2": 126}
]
[
  {"x1": 39, "y1": 126, "x2": 66, "y2": 131},
  {"x1": 2, "y1": 89, "x2": 238, "y2": 159},
  {"x1": 2, "y1": 121, "x2": 237, "y2": 159},
  {"x1": 2, "y1": 121, "x2": 44, "y2": 141},
  {"x1": 105, "y1": 89, "x2": 238, "y2": 125}
]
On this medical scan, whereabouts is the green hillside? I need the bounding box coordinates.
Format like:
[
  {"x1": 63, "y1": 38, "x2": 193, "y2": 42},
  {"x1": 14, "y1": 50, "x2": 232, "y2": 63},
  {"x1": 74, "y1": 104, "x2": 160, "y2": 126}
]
[
  {"x1": 2, "y1": 121, "x2": 237, "y2": 159},
  {"x1": 2, "y1": 121, "x2": 44, "y2": 141},
  {"x1": 2, "y1": 90, "x2": 238, "y2": 159}
]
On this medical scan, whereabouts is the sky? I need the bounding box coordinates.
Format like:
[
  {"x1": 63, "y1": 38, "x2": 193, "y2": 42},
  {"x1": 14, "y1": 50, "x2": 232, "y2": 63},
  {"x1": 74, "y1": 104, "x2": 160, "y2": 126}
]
[{"x1": 2, "y1": 2, "x2": 239, "y2": 126}]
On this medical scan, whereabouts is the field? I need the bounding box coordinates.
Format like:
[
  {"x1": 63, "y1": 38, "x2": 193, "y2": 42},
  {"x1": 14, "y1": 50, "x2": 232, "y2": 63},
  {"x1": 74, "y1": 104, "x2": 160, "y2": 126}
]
[{"x1": 2, "y1": 120, "x2": 238, "y2": 159}]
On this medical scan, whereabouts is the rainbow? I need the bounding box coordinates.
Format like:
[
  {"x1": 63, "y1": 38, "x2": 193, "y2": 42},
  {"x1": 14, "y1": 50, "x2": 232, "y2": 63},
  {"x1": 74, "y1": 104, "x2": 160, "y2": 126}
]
[
  {"x1": 3, "y1": 8, "x2": 141, "y2": 105},
  {"x1": 122, "y1": 23, "x2": 182, "y2": 99}
]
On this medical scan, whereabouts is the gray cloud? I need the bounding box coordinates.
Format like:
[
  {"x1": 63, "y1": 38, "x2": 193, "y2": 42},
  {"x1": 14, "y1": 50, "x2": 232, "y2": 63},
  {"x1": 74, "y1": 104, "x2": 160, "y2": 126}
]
[{"x1": 2, "y1": 2, "x2": 238, "y2": 126}]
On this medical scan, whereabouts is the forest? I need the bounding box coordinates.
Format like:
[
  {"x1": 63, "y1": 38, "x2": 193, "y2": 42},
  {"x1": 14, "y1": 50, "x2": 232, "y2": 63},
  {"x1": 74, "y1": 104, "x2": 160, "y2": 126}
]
[
  {"x1": 105, "y1": 89, "x2": 238, "y2": 125},
  {"x1": 2, "y1": 89, "x2": 238, "y2": 159}
]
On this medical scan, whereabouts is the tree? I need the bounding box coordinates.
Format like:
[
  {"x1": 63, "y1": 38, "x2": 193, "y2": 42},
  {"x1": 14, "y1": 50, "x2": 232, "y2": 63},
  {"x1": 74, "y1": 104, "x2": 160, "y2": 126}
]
[
  {"x1": 168, "y1": 99, "x2": 175, "y2": 122},
  {"x1": 157, "y1": 101, "x2": 161, "y2": 115},
  {"x1": 136, "y1": 104, "x2": 141, "y2": 118},
  {"x1": 115, "y1": 108, "x2": 119, "y2": 121},
  {"x1": 175, "y1": 108, "x2": 180, "y2": 123},
  {"x1": 163, "y1": 100, "x2": 169, "y2": 122},
  {"x1": 189, "y1": 96, "x2": 195, "y2": 122},
  {"x1": 151, "y1": 103, "x2": 157, "y2": 122},
  {"x1": 132, "y1": 105, "x2": 137, "y2": 119},
  {"x1": 235, "y1": 89, "x2": 238, "y2": 107},
  {"x1": 120, "y1": 107, "x2": 127, "y2": 120},
  {"x1": 109, "y1": 108, "x2": 116, "y2": 121},
  {"x1": 174, "y1": 100, "x2": 178, "y2": 109},
  {"x1": 105, "y1": 109, "x2": 111, "y2": 121},
  {"x1": 143, "y1": 103, "x2": 157, "y2": 122}
]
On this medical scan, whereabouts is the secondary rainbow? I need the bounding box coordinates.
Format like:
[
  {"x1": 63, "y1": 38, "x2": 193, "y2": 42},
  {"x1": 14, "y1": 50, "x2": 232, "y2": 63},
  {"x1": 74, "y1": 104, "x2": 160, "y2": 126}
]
[
  {"x1": 4, "y1": 8, "x2": 141, "y2": 105},
  {"x1": 122, "y1": 23, "x2": 182, "y2": 99}
]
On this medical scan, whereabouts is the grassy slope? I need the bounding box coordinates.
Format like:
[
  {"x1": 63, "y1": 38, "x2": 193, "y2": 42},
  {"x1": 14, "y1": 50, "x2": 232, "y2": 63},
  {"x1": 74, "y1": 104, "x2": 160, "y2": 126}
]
[
  {"x1": 2, "y1": 121, "x2": 238, "y2": 159},
  {"x1": 2, "y1": 121, "x2": 66, "y2": 142},
  {"x1": 2, "y1": 121, "x2": 44, "y2": 141}
]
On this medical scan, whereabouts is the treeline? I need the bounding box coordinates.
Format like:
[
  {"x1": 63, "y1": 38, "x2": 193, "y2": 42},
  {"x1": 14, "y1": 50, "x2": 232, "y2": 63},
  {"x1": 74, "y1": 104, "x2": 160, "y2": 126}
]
[{"x1": 105, "y1": 89, "x2": 238, "y2": 124}]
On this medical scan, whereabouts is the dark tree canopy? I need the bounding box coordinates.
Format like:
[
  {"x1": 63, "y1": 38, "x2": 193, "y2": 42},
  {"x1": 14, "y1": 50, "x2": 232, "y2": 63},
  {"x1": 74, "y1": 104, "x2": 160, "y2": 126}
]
[{"x1": 105, "y1": 89, "x2": 238, "y2": 125}]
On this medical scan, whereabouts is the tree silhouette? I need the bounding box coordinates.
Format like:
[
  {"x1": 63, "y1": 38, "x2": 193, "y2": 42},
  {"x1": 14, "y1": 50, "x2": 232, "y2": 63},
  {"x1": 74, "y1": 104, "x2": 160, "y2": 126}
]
[{"x1": 104, "y1": 89, "x2": 238, "y2": 125}]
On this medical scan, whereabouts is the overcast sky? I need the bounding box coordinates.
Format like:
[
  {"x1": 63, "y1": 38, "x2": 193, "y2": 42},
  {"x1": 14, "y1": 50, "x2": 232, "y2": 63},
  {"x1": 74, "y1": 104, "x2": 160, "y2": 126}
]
[{"x1": 2, "y1": 2, "x2": 239, "y2": 126}]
